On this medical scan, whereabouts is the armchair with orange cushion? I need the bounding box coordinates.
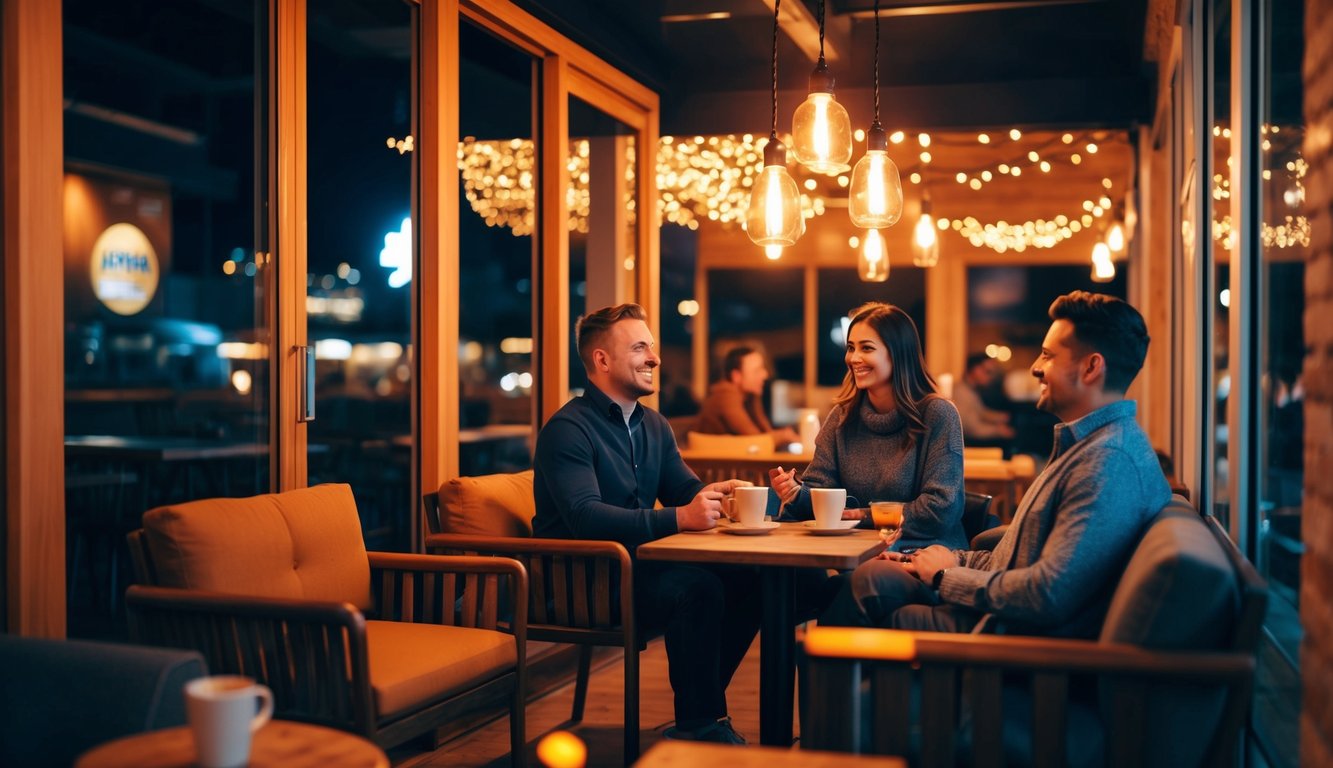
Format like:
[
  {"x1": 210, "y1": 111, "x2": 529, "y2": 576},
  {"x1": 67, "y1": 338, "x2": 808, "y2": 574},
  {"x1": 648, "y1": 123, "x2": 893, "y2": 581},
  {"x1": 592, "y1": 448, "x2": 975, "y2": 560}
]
[
  {"x1": 422, "y1": 470, "x2": 644, "y2": 764},
  {"x1": 124, "y1": 484, "x2": 527, "y2": 763}
]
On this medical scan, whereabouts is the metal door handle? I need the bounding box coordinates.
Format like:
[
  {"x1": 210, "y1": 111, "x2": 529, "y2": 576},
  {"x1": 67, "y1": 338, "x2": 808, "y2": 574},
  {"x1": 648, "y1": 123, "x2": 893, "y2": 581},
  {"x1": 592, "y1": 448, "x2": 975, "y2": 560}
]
[{"x1": 297, "y1": 344, "x2": 316, "y2": 422}]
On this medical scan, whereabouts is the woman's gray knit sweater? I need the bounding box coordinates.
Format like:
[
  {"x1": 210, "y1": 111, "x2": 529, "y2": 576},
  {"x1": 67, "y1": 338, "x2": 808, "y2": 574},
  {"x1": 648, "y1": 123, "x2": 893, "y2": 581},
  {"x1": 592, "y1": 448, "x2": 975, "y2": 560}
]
[{"x1": 783, "y1": 395, "x2": 966, "y2": 550}]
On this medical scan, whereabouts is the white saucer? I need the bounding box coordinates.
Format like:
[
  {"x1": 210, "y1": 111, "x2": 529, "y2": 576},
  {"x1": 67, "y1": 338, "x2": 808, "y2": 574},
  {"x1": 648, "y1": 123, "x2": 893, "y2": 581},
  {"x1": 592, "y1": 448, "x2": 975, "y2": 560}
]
[
  {"x1": 721, "y1": 521, "x2": 781, "y2": 535},
  {"x1": 802, "y1": 520, "x2": 860, "y2": 536}
]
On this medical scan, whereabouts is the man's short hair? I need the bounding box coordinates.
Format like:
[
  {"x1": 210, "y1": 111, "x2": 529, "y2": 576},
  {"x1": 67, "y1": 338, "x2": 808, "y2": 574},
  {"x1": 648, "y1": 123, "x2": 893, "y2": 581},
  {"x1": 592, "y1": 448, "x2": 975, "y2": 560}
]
[
  {"x1": 575, "y1": 303, "x2": 646, "y2": 371},
  {"x1": 964, "y1": 352, "x2": 992, "y2": 373},
  {"x1": 1048, "y1": 291, "x2": 1150, "y2": 393},
  {"x1": 720, "y1": 346, "x2": 757, "y2": 380}
]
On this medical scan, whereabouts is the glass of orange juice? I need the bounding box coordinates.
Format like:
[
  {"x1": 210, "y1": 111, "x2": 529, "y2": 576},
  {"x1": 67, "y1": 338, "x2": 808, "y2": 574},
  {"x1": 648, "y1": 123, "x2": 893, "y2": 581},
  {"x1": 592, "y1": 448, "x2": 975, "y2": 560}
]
[{"x1": 870, "y1": 501, "x2": 905, "y2": 535}]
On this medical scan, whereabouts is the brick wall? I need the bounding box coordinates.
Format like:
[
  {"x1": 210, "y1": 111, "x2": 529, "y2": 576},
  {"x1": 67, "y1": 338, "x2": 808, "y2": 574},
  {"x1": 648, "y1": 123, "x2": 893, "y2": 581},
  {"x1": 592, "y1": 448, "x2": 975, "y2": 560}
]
[{"x1": 1302, "y1": 1, "x2": 1333, "y2": 764}]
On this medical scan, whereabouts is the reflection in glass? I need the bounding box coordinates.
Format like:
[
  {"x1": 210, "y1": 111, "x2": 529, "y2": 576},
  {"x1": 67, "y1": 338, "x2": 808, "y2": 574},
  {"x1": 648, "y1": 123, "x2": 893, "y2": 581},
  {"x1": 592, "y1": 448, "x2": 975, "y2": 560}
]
[
  {"x1": 63, "y1": 0, "x2": 267, "y2": 638},
  {"x1": 458, "y1": 22, "x2": 537, "y2": 474},
  {"x1": 306, "y1": 0, "x2": 413, "y2": 551},
  {"x1": 707, "y1": 268, "x2": 803, "y2": 425}
]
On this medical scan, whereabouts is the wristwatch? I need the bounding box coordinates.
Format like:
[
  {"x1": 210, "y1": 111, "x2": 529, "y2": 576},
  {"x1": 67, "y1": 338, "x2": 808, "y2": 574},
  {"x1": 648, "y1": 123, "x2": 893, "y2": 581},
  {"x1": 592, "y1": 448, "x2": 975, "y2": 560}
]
[{"x1": 931, "y1": 567, "x2": 950, "y2": 590}]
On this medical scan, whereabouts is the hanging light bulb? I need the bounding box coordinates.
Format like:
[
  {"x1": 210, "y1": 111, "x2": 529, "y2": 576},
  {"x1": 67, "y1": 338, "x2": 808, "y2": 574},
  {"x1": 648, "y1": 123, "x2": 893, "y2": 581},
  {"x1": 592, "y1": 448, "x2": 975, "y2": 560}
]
[
  {"x1": 746, "y1": 0, "x2": 803, "y2": 251},
  {"x1": 1106, "y1": 220, "x2": 1126, "y2": 253},
  {"x1": 791, "y1": 0, "x2": 852, "y2": 175},
  {"x1": 765, "y1": 244, "x2": 784, "y2": 260},
  {"x1": 1091, "y1": 240, "x2": 1115, "y2": 282},
  {"x1": 858, "y1": 229, "x2": 889, "y2": 282},
  {"x1": 848, "y1": 0, "x2": 904, "y2": 229},
  {"x1": 912, "y1": 194, "x2": 939, "y2": 267}
]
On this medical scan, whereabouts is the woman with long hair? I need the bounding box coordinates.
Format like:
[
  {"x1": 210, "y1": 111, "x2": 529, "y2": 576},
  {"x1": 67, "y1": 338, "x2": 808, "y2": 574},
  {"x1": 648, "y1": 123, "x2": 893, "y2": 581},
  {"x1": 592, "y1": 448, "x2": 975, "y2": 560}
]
[{"x1": 769, "y1": 302, "x2": 965, "y2": 550}]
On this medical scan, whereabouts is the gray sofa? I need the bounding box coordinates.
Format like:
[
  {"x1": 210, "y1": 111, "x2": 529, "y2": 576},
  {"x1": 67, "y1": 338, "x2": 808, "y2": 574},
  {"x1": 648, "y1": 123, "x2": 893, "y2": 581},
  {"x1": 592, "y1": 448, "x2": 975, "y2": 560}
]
[
  {"x1": 0, "y1": 635, "x2": 206, "y2": 767},
  {"x1": 802, "y1": 495, "x2": 1268, "y2": 767}
]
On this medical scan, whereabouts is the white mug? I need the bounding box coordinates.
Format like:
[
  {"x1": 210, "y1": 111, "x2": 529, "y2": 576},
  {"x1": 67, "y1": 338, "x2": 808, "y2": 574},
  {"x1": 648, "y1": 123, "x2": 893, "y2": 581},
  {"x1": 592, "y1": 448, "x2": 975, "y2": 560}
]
[
  {"x1": 186, "y1": 675, "x2": 274, "y2": 768},
  {"x1": 733, "y1": 486, "x2": 769, "y2": 527},
  {"x1": 810, "y1": 488, "x2": 847, "y2": 529}
]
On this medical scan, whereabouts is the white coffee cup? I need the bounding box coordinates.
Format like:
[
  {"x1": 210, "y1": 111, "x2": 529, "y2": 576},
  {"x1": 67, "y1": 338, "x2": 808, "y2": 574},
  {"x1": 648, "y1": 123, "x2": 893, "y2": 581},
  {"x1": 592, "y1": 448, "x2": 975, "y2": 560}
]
[
  {"x1": 186, "y1": 675, "x2": 274, "y2": 768},
  {"x1": 810, "y1": 488, "x2": 847, "y2": 529},
  {"x1": 733, "y1": 486, "x2": 769, "y2": 527}
]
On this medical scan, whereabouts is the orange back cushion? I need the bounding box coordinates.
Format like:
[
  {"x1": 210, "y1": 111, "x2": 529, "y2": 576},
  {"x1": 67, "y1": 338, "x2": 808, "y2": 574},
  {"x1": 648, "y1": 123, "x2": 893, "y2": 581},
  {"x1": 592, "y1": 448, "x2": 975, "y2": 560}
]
[
  {"x1": 141, "y1": 483, "x2": 373, "y2": 611},
  {"x1": 436, "y1": 471, "x2": 535, "y2": 538}
]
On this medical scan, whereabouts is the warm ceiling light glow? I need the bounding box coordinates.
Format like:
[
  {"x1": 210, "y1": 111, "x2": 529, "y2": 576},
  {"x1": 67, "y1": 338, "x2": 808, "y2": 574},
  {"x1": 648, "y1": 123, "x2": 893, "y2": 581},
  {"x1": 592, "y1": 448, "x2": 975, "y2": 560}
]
[
  {"x1": 791, "y1": 43, "x2": 853, "y2": 175},
  {"x1": 1062, "y1": 133, "x2": 1074, "y2": 144},
  {"x1": 748, "y1": 0, "x2": 804, "y2": 252},
  {"x1": 1009, "y1": 128, "x2": 1022, "y2": 140},
  {"x1": 889, "y1": 130, "x2": 905, "y2": 144},
  {"x1": 858, "y1": 228, "x2": 889, "y2": 282},
  {"x1": 912, "y1": 198, "x2": 939, "y2": 267},
  {"x1": 909, "y1": 172, "x2": 921, "y2": 185},
  {"x1": 1086, "y1": 143, "x2": 1099, "y2": 154},
  {"x1": 918, "y1": 133, "x2": 931, "y2": 147},
  {"x1": 977, "y1": 133, "x2": 990, "y2": 144}
]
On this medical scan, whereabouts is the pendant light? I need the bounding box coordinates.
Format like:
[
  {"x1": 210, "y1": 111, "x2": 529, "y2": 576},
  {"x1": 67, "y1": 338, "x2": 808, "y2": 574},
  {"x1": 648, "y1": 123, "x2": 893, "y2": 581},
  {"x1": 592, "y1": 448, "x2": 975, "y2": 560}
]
[
  {"x1": 911, "y1": 191, "x2": 940, "y2": 267},
  {"x1": 858, "y1": 229, "x2": 889, "y2": 282},
  {"x1": 1105, "y1": 219, "x2": 1126, "y2": 253},
  {"x1": 848, "y1": 0, "x2": 903, "y2": 229},
  {"x1": 746, "y1": 0, "x2": 803, "y2": 251},
  {"x1": 791, "y1": 0, "x2": 852, "y2": 175},
  {"x1": 1091, "y1": 240, "x2": 1115, "y2": 282}
]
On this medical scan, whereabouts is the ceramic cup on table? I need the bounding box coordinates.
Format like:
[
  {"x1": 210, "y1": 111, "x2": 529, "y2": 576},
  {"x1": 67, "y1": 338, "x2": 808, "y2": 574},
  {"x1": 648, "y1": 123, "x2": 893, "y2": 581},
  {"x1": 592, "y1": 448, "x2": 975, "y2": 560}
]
[
  {"x1": 733, "y1": 486, "x2": 769, "y2": 527},
  {"x1": 810, "y1": 488, "x2": 847, "y2": 529},
  {"x1": 185, "y1": 675, "x2": 274, "y2": 768}
]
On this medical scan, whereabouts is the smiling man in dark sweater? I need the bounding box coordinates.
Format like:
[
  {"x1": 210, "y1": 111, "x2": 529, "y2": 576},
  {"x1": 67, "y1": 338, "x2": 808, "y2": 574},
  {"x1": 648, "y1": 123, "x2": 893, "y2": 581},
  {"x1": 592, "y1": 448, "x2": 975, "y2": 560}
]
[{"x1": 532, "y1": 303, "x2": 757, "y2": 745}]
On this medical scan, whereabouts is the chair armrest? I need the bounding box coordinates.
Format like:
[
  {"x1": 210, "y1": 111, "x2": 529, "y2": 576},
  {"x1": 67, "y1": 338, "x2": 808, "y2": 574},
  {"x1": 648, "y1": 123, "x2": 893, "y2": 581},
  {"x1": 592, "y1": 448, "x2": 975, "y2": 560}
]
[
  {"x1": 125, "y1": 585, "x2": 375, "y2": 735},
  {"x1": 804, "y1": 626, "x2": 1253, "y2": 681},
  {"x1": 367, "y1": 552, "x2": 528, "y2": 648},
  {"x1": 423, "y1": 535, "x2": 634, "y2": 636}
]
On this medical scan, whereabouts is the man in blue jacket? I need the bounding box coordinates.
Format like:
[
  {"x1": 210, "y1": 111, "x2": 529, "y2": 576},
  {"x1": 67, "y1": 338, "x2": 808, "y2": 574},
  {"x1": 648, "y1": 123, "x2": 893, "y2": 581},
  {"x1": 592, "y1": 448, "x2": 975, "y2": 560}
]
[
  {"x1": 533, "y1": 303, "x2": 755, "y2": 744},
  {"x1": 823, "y1": 291, "x2": 1171, "y2": 638}
]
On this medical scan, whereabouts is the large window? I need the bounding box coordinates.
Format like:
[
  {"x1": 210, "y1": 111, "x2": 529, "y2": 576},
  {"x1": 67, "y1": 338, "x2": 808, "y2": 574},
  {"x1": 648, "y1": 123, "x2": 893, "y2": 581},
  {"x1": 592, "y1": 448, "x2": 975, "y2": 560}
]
[
  {"x1": 63, "y1": 0, "x2": 268, "y2": 638},
  {"x1": 305, "y1": 0, "x2": 413, "y2": 551}
]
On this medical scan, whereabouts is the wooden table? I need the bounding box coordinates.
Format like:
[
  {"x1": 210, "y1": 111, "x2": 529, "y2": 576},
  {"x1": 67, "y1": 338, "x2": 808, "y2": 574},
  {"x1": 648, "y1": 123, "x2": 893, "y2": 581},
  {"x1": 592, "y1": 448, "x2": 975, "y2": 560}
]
[
  {"x1": 637, "y1": 521, "x2": 886, "y2": 747},
  {"x1": 634, "y1": 740, "x2": 906, "y2": 767},
  {"x1": 75, "y1": 721, "x2": 388, "y2": 768}
]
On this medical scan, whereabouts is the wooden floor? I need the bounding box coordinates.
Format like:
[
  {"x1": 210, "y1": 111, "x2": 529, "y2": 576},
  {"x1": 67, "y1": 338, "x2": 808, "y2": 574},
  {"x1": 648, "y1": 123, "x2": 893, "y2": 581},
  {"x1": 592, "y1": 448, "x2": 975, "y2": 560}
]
[{"x1": 389, "y1": 635, "x2": 775, "y2": 767}]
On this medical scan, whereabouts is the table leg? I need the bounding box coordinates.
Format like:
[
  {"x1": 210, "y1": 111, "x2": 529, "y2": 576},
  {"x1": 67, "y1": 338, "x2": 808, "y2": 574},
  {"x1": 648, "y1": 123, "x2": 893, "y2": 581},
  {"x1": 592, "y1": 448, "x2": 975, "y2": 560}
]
[{"x1": 759, "y1": 566, "x2": 794, "y2": 746}]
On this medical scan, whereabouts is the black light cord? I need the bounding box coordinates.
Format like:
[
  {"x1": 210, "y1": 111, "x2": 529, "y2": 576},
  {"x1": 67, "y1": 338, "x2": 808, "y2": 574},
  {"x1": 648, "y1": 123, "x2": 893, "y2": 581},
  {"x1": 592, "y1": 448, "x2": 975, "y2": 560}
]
[
  {"x1": 818, "y1": 0, "x2": 825, "y2": 61},
  {"x1": 873, "y1": 0, "x2": 880, "y2": 123},
  {"x1": 771, "y1": 0, "x2": 781, "y2": 136}
]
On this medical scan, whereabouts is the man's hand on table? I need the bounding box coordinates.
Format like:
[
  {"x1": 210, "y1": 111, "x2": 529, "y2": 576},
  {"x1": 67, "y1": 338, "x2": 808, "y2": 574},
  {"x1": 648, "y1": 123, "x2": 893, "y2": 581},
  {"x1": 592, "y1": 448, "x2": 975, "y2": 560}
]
[
  {"x1": 900, "y1": 544, "x2": 957, "y2": 585},
  {"x1": 703, "y1": 478, "x2": 753, "y2": 496},
  {"x1": 677, "y1": 489, "x2": 726, "y2": 531}
]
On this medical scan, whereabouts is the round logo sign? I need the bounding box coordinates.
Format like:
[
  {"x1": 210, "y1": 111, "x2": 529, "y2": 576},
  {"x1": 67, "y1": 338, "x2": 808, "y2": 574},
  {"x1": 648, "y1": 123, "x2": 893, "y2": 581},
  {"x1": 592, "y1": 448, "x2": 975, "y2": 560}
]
[{"x1": 89, "y1": 222, "x2": 159, "y2": 315}]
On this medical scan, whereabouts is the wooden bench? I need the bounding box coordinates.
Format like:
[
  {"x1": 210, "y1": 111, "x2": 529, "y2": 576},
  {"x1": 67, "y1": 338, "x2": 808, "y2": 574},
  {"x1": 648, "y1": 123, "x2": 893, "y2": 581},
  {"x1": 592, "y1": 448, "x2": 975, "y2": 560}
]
[{"x1": 802, "y1": 496, "x2": 1266, "y2": 767}]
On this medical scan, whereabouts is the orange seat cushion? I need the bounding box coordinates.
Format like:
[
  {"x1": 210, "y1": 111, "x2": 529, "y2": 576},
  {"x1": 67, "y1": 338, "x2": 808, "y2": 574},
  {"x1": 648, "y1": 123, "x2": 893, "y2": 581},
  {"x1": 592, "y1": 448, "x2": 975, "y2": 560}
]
[
  {"x1": 437, "y1": 471, "x2": 535, "y2": 537},
  {"x1": 366, "y1": 620, "x2": 517, "y2": 719},
  {"x1": 141, "y1": 484, "x2": 373, "y2": 611}
]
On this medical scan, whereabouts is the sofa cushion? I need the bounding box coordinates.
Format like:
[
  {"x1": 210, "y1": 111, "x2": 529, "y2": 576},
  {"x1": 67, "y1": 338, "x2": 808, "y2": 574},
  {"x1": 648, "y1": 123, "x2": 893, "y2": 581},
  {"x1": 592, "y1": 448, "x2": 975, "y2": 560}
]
[
  {"x1": 366, "y1": 620, "x2": 517, "y2": 719},
  {"x1": 142, "y1": 483, "x2": 373, "y2": 611},
  {"x1": 437, "y1": 471, "x2": 535, "y2": 537},
  {"x1": 1100, "y1": 501, "x2": 1237, "y2": 648},
  {"x1": 1097, "y1": 498, "x2": 1239, "y2": 768}
]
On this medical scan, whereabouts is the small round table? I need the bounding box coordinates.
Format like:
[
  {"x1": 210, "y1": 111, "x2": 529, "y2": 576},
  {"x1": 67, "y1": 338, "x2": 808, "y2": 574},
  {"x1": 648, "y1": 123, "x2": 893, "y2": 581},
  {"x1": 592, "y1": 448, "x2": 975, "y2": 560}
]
[{"x1": 75, "y1": 720, "x2": 389, "y2": 768}]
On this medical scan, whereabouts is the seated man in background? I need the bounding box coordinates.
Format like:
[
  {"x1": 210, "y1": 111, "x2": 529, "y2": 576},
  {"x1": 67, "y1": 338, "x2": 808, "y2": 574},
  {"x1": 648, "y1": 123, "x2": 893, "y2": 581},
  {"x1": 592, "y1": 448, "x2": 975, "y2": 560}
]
[
  {"x1": 533, "y1": 303, "x2": 757, "y2": 744},
  {"x1": 694, "y1": 346, "x2": 800, "y2": 445},
  {"x1": 953, "y1": 352, "x2": 1015, "y2": 448},
  {"x1": 821, "y1": 291, "x2": 1170, "y2": 638}
]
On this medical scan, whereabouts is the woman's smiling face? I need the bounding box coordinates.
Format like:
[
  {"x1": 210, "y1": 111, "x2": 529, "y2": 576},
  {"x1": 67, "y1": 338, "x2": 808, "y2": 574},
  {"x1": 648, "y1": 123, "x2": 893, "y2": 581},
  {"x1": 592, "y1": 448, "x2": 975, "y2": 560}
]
[{"x1": 845, "y1": 321, "x2": 892, "y2": 393}]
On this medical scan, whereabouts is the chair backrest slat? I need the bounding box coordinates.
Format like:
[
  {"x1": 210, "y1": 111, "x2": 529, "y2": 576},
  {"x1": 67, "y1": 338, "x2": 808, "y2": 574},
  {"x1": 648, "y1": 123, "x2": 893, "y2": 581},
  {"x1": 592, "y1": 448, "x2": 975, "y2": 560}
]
[
  {"x1": 571, "y1": 560, "x2": 590, "y2": 627},
  {"x1": 593, "y1": 559, "x2": 612, "y2": 627},
  {"x1": 551, "y1": 557, "x2": 570, "y2": 625},
  {"x1": 529, "y1": 555, "x2": 549, "y2": 624},
  {"x1": 1030, "y1": 673, "x2": 1069, "y2": 768},
  {"x1": 870, "y1": 666, "x2": 913, "y2": 757},
  {"x1": 919, "y1": 666, "x2": 958, "y2": 768},
  {"x1": 965, "y1": 667, "x2": 1004, "y2": 767}
]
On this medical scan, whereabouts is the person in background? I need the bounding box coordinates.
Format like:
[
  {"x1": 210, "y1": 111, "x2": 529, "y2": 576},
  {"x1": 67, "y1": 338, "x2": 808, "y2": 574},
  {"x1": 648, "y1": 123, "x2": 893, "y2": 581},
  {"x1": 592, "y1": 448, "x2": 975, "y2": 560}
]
[
  {"x1": 769, "y1": 302, "x2": 966, "y2": 551},
  {"x1": 820, "y1": 291, "x2": 1170, "y2": 637},
  {"x1": 953, "y1": 352, "x2": 1016, "y2": 446},
  {"x1": 532, "y1": 303, "x2": 757, "y2": 745},
  {"x1": 694, "y1": 346, "x2": 801, "y2": 446}
]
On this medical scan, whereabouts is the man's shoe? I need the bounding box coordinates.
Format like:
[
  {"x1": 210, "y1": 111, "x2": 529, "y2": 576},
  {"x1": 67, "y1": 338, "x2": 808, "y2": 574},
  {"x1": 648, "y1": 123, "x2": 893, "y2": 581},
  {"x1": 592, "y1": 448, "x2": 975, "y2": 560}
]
[{"x1": 663, "y1": 716, "x2": 747, "y2": 745}]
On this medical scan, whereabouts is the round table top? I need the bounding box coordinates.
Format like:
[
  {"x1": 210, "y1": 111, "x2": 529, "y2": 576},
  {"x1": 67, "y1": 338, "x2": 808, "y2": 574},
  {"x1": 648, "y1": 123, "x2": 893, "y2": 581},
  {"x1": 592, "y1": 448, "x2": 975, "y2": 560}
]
[{"x1": 75, "y1": 720, "x2": 388, "y2": 768}]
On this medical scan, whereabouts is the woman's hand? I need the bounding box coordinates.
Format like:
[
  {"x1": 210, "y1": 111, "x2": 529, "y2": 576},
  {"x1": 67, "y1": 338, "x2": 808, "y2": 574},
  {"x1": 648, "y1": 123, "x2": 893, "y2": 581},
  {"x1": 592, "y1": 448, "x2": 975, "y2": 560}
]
[
  {"x1": 768, "y1": 466, "x2": 801, "y2": 504},
  {"x1": 877, "y1": 526, "x2": 902, "y2": 548}
]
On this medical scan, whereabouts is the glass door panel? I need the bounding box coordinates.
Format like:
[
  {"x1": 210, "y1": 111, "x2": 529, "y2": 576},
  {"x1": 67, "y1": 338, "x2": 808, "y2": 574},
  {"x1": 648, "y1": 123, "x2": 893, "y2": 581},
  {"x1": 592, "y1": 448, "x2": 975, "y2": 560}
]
[
  {"x1": 568, "y1": 95, "x2": 638, "y2": 395},
  {"x1": 457, "y1": 22, "x2": 538, "y2": 474},
  {"x1": 63, "y1": 0, "x2": 269, "y2": 638},
  {"x1": 305, "y1": 0, "x2": 414, "y2": 552}
]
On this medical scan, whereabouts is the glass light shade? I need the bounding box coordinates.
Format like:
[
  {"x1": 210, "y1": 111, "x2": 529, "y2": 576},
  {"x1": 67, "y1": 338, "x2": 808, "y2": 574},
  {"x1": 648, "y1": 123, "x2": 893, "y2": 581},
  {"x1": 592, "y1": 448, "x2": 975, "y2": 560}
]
[
  {"x1": 912, "y1": 211, "x2": 939, "y2": 267},
  {"x1": 746, "y1": 158, "x2": 803, "y2": 247},
  {"x1": 858, "y1": 229, "x2": 889, "y2": 282},
  {"x1": 765, "y1": 244, "x2": 784, "y2": 260},
  {"x1": 1091, "y1": 241, "x2": 1115, "y2": 282},
  {"x1": 849, "y1": 151, "x2": 903, "y2": 228},
  {"x1": 792, "y1": 93, "x2": 853, "y2": 175},
  {"x1": 1106, "y1": 221, "x2": 1126, "y2": 252}
]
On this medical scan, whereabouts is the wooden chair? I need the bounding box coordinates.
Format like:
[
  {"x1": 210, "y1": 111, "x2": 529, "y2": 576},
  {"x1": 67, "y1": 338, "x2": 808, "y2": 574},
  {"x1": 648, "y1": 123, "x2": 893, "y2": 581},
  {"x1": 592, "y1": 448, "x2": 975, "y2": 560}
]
[
  {"x1": 423, "y1": 472, "x2": 643, "y2": 764},
  {"x1": 686, "y1": 431, "x2": 776, "y2": 455},
  {"x1": 802, "y1": 497, "x2": 1267, "y2": 767},
  {"x1": 124, "y1": 484, "x2": 528, "y2": 763}
]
